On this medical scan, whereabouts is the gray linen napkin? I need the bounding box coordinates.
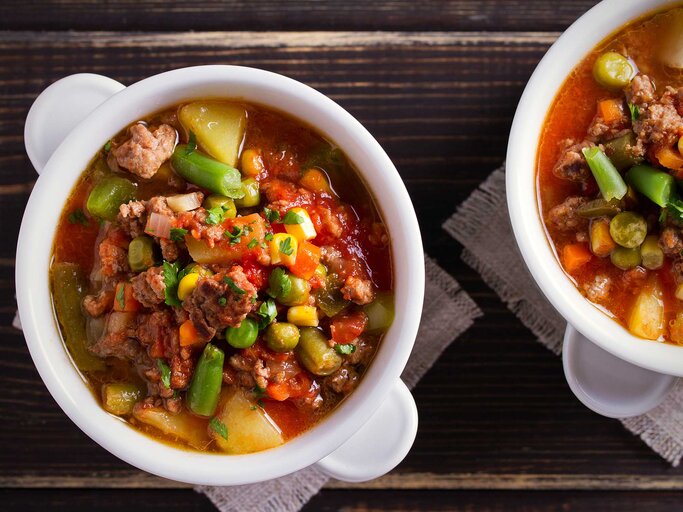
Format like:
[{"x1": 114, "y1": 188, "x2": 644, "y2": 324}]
[
  {"x1": 13, "y1": 255, "x2": 482, "y2": 509},
  {"x1": 444, "y1": 165, "x2": 683, "y2": 466}
]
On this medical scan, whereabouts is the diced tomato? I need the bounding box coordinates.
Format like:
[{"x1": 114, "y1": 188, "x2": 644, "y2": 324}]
[
  {"x1": 330, "y1": 311, "x2": 368, "y2": 344},
  {"x1": 266, "y1": 382, "x2": 290, "y2": 401},
  {"x1": 289, "y1": 241, "x2": 321, "y2": 280},
  {"x1": 113, "y1": 282, "x2": 141, "y2": 312},
  {"x1": 241, "y1": 260, "x2": 268, "y2": 290}
]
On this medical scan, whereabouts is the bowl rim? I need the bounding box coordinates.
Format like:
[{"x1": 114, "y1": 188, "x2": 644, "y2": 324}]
[
  {"x1": 15, "y1": 65, "x2": 425, "y2": 485},
  {"x1": 507, "y1": 0, "x2": 683, "y2": 376}
]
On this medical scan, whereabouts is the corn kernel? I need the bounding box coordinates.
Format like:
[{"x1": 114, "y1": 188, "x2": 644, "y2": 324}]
[
  {"x1": 177, "y1": 273, "x2": 200, "y2": 301},
  {"x1": 241, "y1": 149, "x2": 264, "y2": 177},
  {"x1": 284, "y1": 207, "x2": 317, "y2": 242},
  {"x1": 270, "y1": 233, "x2": 298, "y2": 267},
  {"x1": 287, "y1": 306, "x2": 319, "y2": 327},
  {"x1": 300, "y1": 168, "x2": 332, "y2": 194}
]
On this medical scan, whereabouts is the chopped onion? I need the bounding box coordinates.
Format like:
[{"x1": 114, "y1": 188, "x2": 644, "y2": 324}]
[
  {"x1": 167, "y1": 192, "x2": 202, "y2": 213},
  {"x1": 106, "y1": 311, "x2": 135, "y2": 334},
  {"x1": 145, "y1": 212, "x2": 172, "y2": 239}
]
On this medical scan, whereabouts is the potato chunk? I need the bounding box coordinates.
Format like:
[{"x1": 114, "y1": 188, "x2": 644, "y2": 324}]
[
  {"x1": 132, "y1": 405, "x2": 211, "y2": 450},
  {"x1": 211, "y1": 388, "x2": 284, "y2": 454},
  {"x1": 628, "y1": 278, "x2": 665, "y2": 340},
  {"x1": 178, "y1": 101, "x2": 247, "y2": 167}
]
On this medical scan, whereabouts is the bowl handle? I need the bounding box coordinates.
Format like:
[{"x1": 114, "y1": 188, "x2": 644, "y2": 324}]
[
  {"x1": 24, "y1": 73, "x2": 125, "y2": 174},
  {"x1": 314, "y1": 379, "x2": 418, "y2": 482}
]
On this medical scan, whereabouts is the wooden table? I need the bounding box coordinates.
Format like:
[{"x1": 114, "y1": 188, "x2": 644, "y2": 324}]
[{"x1": 3, "y1": 1, "x2": 682, "y2": 510}]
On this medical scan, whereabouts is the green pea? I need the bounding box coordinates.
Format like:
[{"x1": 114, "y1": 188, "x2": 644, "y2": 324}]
[
  {"x1": 203, "y1": 195, "x2": 237, "y2": 219},
  {"x1": 295, "y1": 327, "x2": 342, "y2": 376},
  {"x1": 128, "y1": 235, "x2": 155, "y2": 272},
  {"x1": 279, "y1": 275, "x2": 311, "y2": 306},
  {"x1": 640, "y1": 235, "x2": 664, "y2": 270},
  {"x1": 592, "y1": 52, "x2": 634, "y2": 90},
  {"x1": 610, "y1": 246, "x2": 642, "y2": 270},
  {"x1": 609, "y1": 211, "x2": 647, "y2": 248},
  {"x1": 226, "y1": 317, "x2": 259, "y2": 349},
  {"x1": 265, "y1": 322, "x2": 300, "y2": 352},
  {"x1": 234, "y1": 178, "x2": 260, "y2": 208}
]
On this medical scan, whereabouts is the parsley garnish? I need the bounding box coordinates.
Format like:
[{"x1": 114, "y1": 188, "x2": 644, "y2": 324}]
[
  {"x1": 628, "y1": 102, "x2": 640, "y2": 122},
  {"x1": 282, "y1": 210, "x2": 304, "y2": 225},
  {"x1": 224, "y1": 226, "x2": 243, "y2": 245},
  {"x1": 103, "y1": 140, "x2": 112, "y2": 153},
  {"x1": 68, "y1": 209, "x2": 89, "y2": 226},
  {"x1": 667, "y1": 199, "x2": 683, "y2": 222},
  {"x1": 209, "y1": 417, "x2": 228, "y2": 439},
  {"x1": 335, "y1": 343, "x2": 357, "y2": 355},
  {"x1": 256, "y1": 298, "x2": 277, "y2": 329},
  {"x1": 279, "y1": 237, "x2": 294, "y2": 256},
  {"x1": 116, "y1": 284, "x2": 125, "y2": 310},
  {"x1": 268, "y1": 267, "x2": 291, "y2": 298},
  {"x1": 186, "y1": 131, "x2": 197, "y2": 155},
  {"x1": 263, "y1": 208, "x2": 280, "y2": 223},
  {"x1": 157, "y1": 359, "x2": 171, "y2": 389},
  {"x1": 253, "y1": 385, "x2": 266, "y2": 398},
  {"x1": 247, "y1": 238, "x2": 258, "y2": 249},
  {"x1": 218, "y1": 297, "x2": 227, "y2": 306},
  {"x1": 206, "y1": 206, "x2": 226, "y2": 225},
  {"x1": 170, "y1": 227, "x2": 188, "y2": 241},
  {"x1": 162, "y1": 261, "x2": 182, "y2": 306},
  {"x1": 264, "y1": 232, "x2": 274, "y2": 242},
  {"x1": 223, "y1": 276, "x2": 246, "y2": 295}
]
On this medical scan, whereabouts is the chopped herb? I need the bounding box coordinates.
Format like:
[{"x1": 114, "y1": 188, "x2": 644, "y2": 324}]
[
  {"x1": 263, "y1": 208, "x2": 280, "y2": 223},
  {"x1": 628, "y1": 102, "x2": 640, "y2": 122},
  {"x1": 224, "y1": 226, "x2": 243, "y2": 245},
  {"x1": 659, "y1": 209, "x2": 668, "y2": 224},
  {"x1": 115, "y1": 284, "x2": 126, "y2": 310},
  {"x1": 257, "y1": 399, "x2": 265, "y2": 408},
  {"x1": 103, "y1": 140, "x2": 112, "y2": 153},
  {"x1": 279, "y1": 236, "x2": 294, "y2": 256},
  {"x1": 209, "y1": 417, "x2": 228, "y2": 440},
  {"x1": 170, "y1": 227, "x2": 188, "y2": 241},
  {"x1": 223, "y1": 276, "x2": 246, "y2": 295},
  {"x1": 162, "y1": 261, "x2": 182, "y2": 306},
  {"x1": 335, "y1": 343, "x2": 357, "y2": 355},
  {"x1": 243, "y1": 225, "x2": 253, "y2": 235},
  {"x1": 260, "y1": 242, "x2": 267, "y2": 249},
  {"x1": 252, "y1": 385, "x2": 266, "y2": 398},
  {"x1": 667, "y1": 199, "x2": 683, "y2": 223},
  {"x1": 256, "y1": 299, "x2": 277, "y2": 329},
  {"x1": 206, "y1": 206, "x2": 226, "y2": 225},
  {"x1": 186, "y1": 131, "x2": 197, "y2": 155},
  {"x1": 250, "y1": 405, "x2": 257, "y2": 411},
  {"x1": 247, "y1": 238, "x2": 258, "y2": 249},
  {"x1": 282, "y1": 210, "x2": 304, "y2": 225},
  {"x1": 218, "y1": 297, "x2": 227, "y2": 306},
  {"x1": 68, "y1": 209, "x2": 89, "y2": 226},
  {"x1": 268, "y1": 267, "x2": 291, "y2": 298},
  {"x1": 264, "y1": 232, "x2": 274, "y2": 241},
  {"x1": 157, "y1": 359, "x2": 171, "y2": 389}
]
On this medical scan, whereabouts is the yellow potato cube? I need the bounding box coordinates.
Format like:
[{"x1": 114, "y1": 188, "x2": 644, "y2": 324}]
[
  {"x1": 269, "y1": 233, "x2": 298, "y2": 267},
  {"x1": 287, "y1": 306, "x2": 319, "y2": 327},
  {"x1": 284, "y1": 208, "x2": 317, "y2": 241}
]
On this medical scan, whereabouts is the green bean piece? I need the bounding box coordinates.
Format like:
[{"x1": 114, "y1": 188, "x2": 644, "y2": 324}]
[
  {"x1": 226, "y1": 317, "x2": 259, "y2": 349},
  {"x1": 604, "y1": 133, "x2": 643, "y2": 171},
  {"x1": 279, "y1": 275, "x2": 311, "y2": 306},
  {"x1": 296, "y1": 327, "x2": 342, "y2": 376},
  {"x1": 314, "y1": 264, "x2": 328, "y2": 281},
  {"x1": 609, "y1": 212, "x2": 647, "y2": 248},
  {"x1": 626, "y1": 165, "x2": 675, "y2": 208},
  {"x1": 315, "y1": 275, "x2": 350, "y2": 317},
  {"x1": 203, "y1": 195, "x2": 237, "y2": 218},
  {"x1": 363, "y1": 292, "x2": 395, "y2": 333},
  {"x1": 577, "y1": 198, "x2": 622, "y2": 218},
  {"x1": 234, "y1": 178, "x2": 261, "y2": 209},
  {"x1": 102, "y1": 382, "x2": 144, "y2": 416},
  {"x1": 640, "y1": 235, "x2": 664, "y2": 270},
  {"x1": 187, "y1": 344, "x2": 225, "y2": 417},
  {"x1": 50, "y1": 263, "x2": 105, "y2": 372},
  {"x1": 582, "y1": 147, "x2": 628, "y2": 201},
  {"x1": 86, "y1": 175, "x2": 137, "y2": 220},
  {"x1": 171, "y1": 145, "x2": 243, "y2": 198},
  {"x1": 265, "y1": 323, "x2": 300, "y2": 352},
  {"x1": 128, "y1": 235, "x2": 156, "y2": 272},
  {"x1": 592, "y1": 52, "x2": 634, "y2": 90},
  {"x1": 610, "y1": 246, "x2": 642, "y2": 270}
]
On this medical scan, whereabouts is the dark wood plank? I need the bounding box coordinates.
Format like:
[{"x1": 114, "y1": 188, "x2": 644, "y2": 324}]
[{"x1": 1, "y1": 1, "x2": 598, "y2": 32}]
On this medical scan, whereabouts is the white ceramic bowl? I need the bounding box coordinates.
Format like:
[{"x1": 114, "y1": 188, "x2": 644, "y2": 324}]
[
  {"x1": 507, "y1": 0, "x2": 683, "y2": 377},
  {"x1": 16, "y1": 66, "x2": 423, "y2": 485}
]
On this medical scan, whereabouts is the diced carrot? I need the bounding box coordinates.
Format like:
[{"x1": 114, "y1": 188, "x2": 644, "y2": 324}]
[
  {"x1": 287, "y1": 372, "x2": 313, "y2": 399},
  {"x1": 656, "y1": 146, "x2": 683, "y2": 173},
  {"x1": 589, "y1": 218, "x2": 616, "y2": 258},
  {"x1": 113, "y1": 282, "x2": 141, "y2": 312},
  {"x1": 562, "y1": 243, "x2": 593, "y2": 273},
  {"x1": 597, "y1": 98, "x2": 624, "y2": 124},
  {"x1": 289, "y1": 241, "x2": 321, "y2": 280},
  {"x1": 330, "y1": 311, "x2": 368, "y2": 344},
  {"x1": 266, "y1": 382, "x2": 290, "y2": 402},
  {"x1": 179, "y1": 319, "x2": 204, "y2": 347}
]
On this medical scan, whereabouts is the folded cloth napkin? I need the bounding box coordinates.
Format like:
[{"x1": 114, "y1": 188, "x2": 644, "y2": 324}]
[
  {"x1": 444, "y1": 165, "x2": 683, "y2": 466},
  {"x1": 13, "y1": 255, "x2": 481, "y2": 510}
]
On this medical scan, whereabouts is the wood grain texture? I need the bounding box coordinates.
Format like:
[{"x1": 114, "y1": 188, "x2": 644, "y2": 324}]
[{"x1": 0, "y1": 1, "x2": 598, "y2": 32}]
